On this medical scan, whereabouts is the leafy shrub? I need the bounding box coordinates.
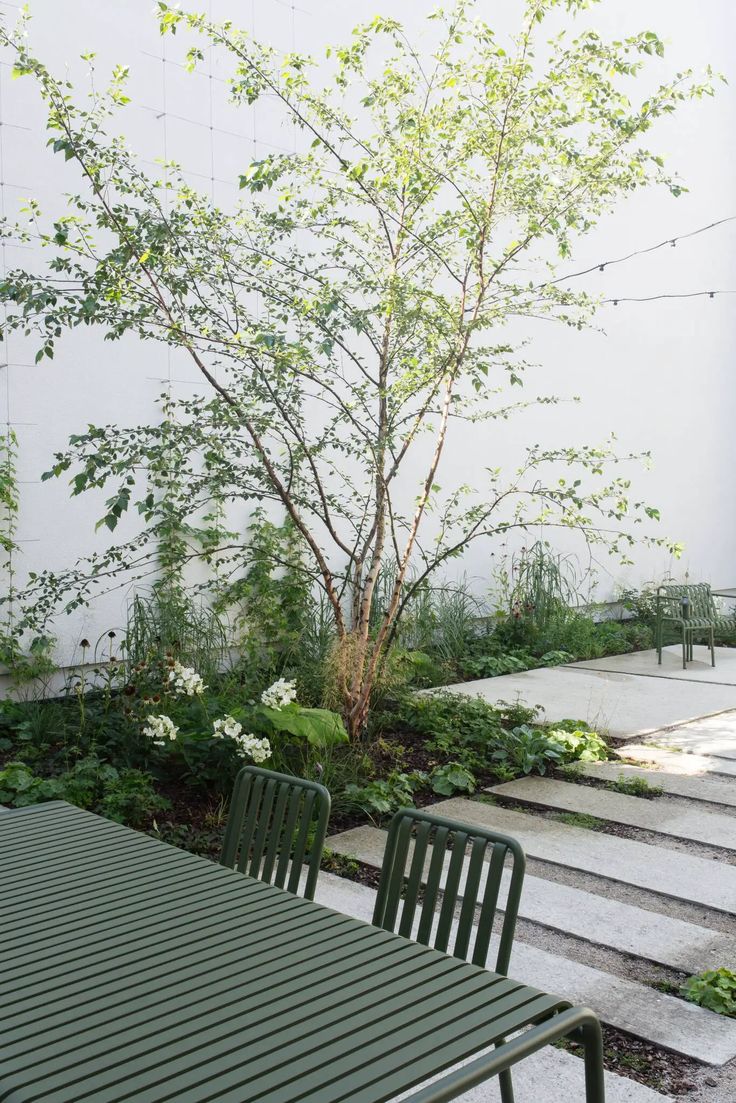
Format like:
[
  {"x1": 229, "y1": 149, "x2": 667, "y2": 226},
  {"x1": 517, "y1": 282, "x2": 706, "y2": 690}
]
[
  {"x1": 492, "y1": 724, "x2": 607, "y2": 777},
  {"x1": 97, "y1": 769, "x2": 171, "y2": 827},
  {"x1": 622, "y1": 622, "x2": 654, "y2": 651},
  {"x1": 401, "y1": 650, "x2": 450, "y2": 689},
  {"x1": 460, "y1": 651, "x2": 533, "y2": 679},
  {"x1": 546, "y1": 727, "x2": 608, "y2": 763},
  {"x1": 538, "y1": 650, "x2": 574, "y2": 666},
  {"x1": 606, "y1": 774, "x2": 663, "y2": 799},
  {"x1": 342, "y1": 759, "x2": 476, "y2": 814},
  {"x1": 0, "y1": 761, "x2": 62, "y2": 806},
  {"x1": 461, "y1": 647, "x2": 572, "y2": 678},
  {"x1": 593, "y1": 619, "x2": 654, "y2": 656},
  {"x1": 491, "y1": 725, "x2": 564, "y2": 776},
  {"x1": 398, "y1": 692, "x2": 604, "y2": 781},
  {"x1": 429, "y1": 762, "x2": 476, "y2": 796},
  {"x1": 344, "y1": 770, "x2": 427, "y2": 816},
  {"x1": 400, "y1": 692, "x2": 510, "y2": 773},
  {"x1": 681, "y1": 969, "x2": 736, "y2": 1017},
  {"x1": 0, "y1": 756, "x2": 168, "y2": 827},
  {"x1": 620, "y1": 586, "x2": 660, "y2": 630},
  {"x1": 400, "y1": 692, "x2": 514, "y2": 744}
]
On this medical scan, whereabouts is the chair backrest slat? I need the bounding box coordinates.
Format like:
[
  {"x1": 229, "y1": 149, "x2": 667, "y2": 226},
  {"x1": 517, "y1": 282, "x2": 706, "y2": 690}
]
[
  {"x1": 275, "y1": 786, "x2": 304, "y2": 888},
  {"x1": 372, "y1": 807, "x2": 526, "y2": 975},
  {"x1": 287, "y1": 788, "x2": 317, "y2": 896},
  {"x1": 474, "y1": 841, "x2": 507, "y2": 967},
  {"x1": 454, "y1": 835, "x2": 486, "y2": 960},
  {"x1": 398, "y1": 819, "x2": 431, "y2": 939},
  {"x1": 235, "y1": 773, "x2": 264, "y2": 873},
  {"x1": 220, "y1": 766, "x2": 330, "y2": 900},
  {"x1": 260, "y1": 783, "x2": 290, "y2": 883},
  {"x1": 658, "y1": 582, "x2": 716, "y2": 619},
  {"x1": 417, "y1": 825, "x2": 449, "y2": 944},
  {"x1": 248, "y1": 778, "x2": 277, "y2": 877},
  {"x1": 435, "y1": 831, "x2": 468, "y2": 953}
]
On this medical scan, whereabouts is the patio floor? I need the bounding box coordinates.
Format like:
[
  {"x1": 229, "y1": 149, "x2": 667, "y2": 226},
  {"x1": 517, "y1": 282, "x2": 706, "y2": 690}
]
[{"x1": 434, "y1": 647, "x2": 736, "y2": 740}]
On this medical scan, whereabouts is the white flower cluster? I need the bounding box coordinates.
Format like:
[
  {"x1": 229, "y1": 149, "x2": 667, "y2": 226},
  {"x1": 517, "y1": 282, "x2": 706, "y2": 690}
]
[
  {"x1": 233, "y1": 732, "x2": 271, "y2": 763},
  {"x1": 261, "y1": 678, "x2": 297, "y2": 710},
  {"x1": 143, "y1": 714, "x2": 179, "y2": 746},
  {"x1": 212, "y1": 715, "x2": 271, "y2": 763},
  {"x1": 168, "y1": 661, "x2": 206, "y2": 697},
  {"x1": 212, "y1": 715, "x2": 243, "y2": 739}
]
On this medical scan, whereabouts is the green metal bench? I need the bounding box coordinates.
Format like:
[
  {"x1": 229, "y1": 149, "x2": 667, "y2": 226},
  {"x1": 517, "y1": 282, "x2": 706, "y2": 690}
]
[
  {"x1": 219, "y1": 764, "x2": 331, "y2": 900},
  {"x1": 656, "y1": 583, "x2": 736, "y2": 669},
  {"x1": 0, "y1": 801, "x2": 606, "y2": 1103}
]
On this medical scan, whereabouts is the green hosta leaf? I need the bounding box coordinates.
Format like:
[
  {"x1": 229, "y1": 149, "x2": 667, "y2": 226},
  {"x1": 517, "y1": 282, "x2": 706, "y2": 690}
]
[
  {"x1": 430, "y1": 762, "x2": 476, "y2": 796},
  {"x1": 256, "y1": 704, "x2": 348, "y2": 747}
]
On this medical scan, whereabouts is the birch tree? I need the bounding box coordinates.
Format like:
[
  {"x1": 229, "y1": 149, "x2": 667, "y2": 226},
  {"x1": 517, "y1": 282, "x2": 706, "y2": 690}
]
[{"x1": 0, "y1": 0, "x2": 708, "y2": 734}]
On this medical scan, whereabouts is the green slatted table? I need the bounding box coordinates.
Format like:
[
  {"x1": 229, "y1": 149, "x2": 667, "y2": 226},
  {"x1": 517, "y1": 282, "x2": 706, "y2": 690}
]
[{"x1": 0, "y1": 802, "x2": 605, "y2": 1103}]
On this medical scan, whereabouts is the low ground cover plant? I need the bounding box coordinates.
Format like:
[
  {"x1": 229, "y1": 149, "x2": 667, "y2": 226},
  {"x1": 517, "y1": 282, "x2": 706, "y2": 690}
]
[
  {"x1": 0, "y1": 757, "x2": 169, "y2": 828},
  {"x1": 606, "y1": 775, "x2": 664, "y2": 799},
  {"x1": 681, "y1": 969, "x2": 736, "y2": 1017}
]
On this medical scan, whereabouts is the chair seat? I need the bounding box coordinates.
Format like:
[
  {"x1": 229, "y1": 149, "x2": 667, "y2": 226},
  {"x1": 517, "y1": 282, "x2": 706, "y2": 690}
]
[{"x1": 661, "y1": 615, "x2": 715, "y2": 629}]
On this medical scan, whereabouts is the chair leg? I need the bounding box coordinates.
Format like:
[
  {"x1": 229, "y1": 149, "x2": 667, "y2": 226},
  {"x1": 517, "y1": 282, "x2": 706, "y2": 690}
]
[
  {"x1": 499, "y1": 1067, "x2": 515, "y2": 1103},
  {"x1": 682, "y1": 630, "x2": 687, "y2": 670},
  {"x1": 580, "y1": 1017, "x2": 606, "y2": 1103},
  {"x1": 656, "y1": 622, "x2": 662, "y2": 664},
  {"x1": 711, "y1": 629, "x2": 716, "y2": 667}
]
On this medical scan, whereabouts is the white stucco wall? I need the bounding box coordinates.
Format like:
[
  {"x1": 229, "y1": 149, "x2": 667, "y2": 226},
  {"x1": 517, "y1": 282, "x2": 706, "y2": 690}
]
[{"x1": 0, "y1": 0, "x2": 734, "y2": 665}]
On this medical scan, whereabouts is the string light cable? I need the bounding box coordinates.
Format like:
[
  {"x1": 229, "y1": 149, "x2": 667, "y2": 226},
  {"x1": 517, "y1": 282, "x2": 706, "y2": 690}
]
[
  {"x1": 542, "y1": 214, "x2": 736, "y2": 306},
  {"x1": 552, "y1": 215, "x2": 736, "y2": 284}
]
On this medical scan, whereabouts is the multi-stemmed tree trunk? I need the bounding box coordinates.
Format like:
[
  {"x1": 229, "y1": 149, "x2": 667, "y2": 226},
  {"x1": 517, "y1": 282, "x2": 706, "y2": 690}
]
[{"x1": 0, "y1": 0, "x2": 705, "y2": 736}]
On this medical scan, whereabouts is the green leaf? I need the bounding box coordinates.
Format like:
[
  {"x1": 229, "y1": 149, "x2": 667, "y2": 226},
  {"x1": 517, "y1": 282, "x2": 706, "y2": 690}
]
[{"x1": 256, "y1": 705, "x2": 348, "y2": 747}]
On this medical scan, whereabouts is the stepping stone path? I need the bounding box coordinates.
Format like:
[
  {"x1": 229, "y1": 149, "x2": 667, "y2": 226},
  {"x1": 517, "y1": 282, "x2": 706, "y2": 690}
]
[
  {"x1": 571, "y1": 760, "x2": 736, "y2": 807},
  {"x1": 325, "y1": 707, "x2": 736, "y2": 1099},
  {"x1": 488, "y1": 776, "x2": 736, "y2": 851},
  {"x1": 623, "y1": 743, "x2": 736, "y2": 780},
  {"x1": 643, "y1": 714, "x2": 736, "y2": 761}
]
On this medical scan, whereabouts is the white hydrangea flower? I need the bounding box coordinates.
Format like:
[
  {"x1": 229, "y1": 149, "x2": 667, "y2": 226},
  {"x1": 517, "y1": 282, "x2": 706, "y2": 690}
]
[
  {"x1": 212, "y1": 715, "x2": 243, "y2": 740},
  {"x1": 143, "y1": 714, "x2": 179, "y2": 746},
  {"x1": 232, "y1": 732, "x2": 272, "y2": 763},
  {"x1": 168, "y1": 661, "x2": 206, "y2": 697},
  {"x1": 260, "y1": 678, "x2": 297, "y2": 710}
]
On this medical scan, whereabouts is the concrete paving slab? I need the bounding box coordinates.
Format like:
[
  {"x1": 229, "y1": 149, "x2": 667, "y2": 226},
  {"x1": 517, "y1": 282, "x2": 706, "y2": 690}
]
[
  {"x1": 645, "y1": 712, "x2": 736, "y2": 761},
  {"x1": 623, "y1": 744, "x2": 736, "y2": 780},
  {"x1": 392, "y1": 1045, "x2": 675, "y2": 1103},
  {"x1": 327, "y1": 826, "x2": 736, "y2": 973},
  {"x1": 572, "y1": 647, "x2": 736, "y2": 686},
  {"x1": 489, "y1": 777, "x2": 736, "y2": 851},
  {"x1": 315, "y1": 872, "x2": 736, "y2": 1065},
  {"x1": 573, "y1": 761, "x2": 736, "y2": 808},
  {"x1": 427, "y1": 798, "x2": 736, "y2": 913},
  {"x1": 433, "y1": 667, "x2": 736, "y2": 739}
]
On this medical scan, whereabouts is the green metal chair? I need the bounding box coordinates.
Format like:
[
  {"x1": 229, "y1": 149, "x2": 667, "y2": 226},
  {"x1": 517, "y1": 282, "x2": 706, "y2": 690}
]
[
  {"x1": 372, "y1": 807, "x2": 528, "y2": 1103},
  {"x1": 219, "y1": 765, "x2": 331, "y2": 900},
  {"x1": 656, "y1": 583, "x2": 736, "y2": 669}
]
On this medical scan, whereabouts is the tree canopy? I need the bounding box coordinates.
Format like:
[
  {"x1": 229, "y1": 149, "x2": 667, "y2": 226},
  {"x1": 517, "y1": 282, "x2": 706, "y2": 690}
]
[{"x1": 0, "y1": 0, "x2": 710, "y2": 731}]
